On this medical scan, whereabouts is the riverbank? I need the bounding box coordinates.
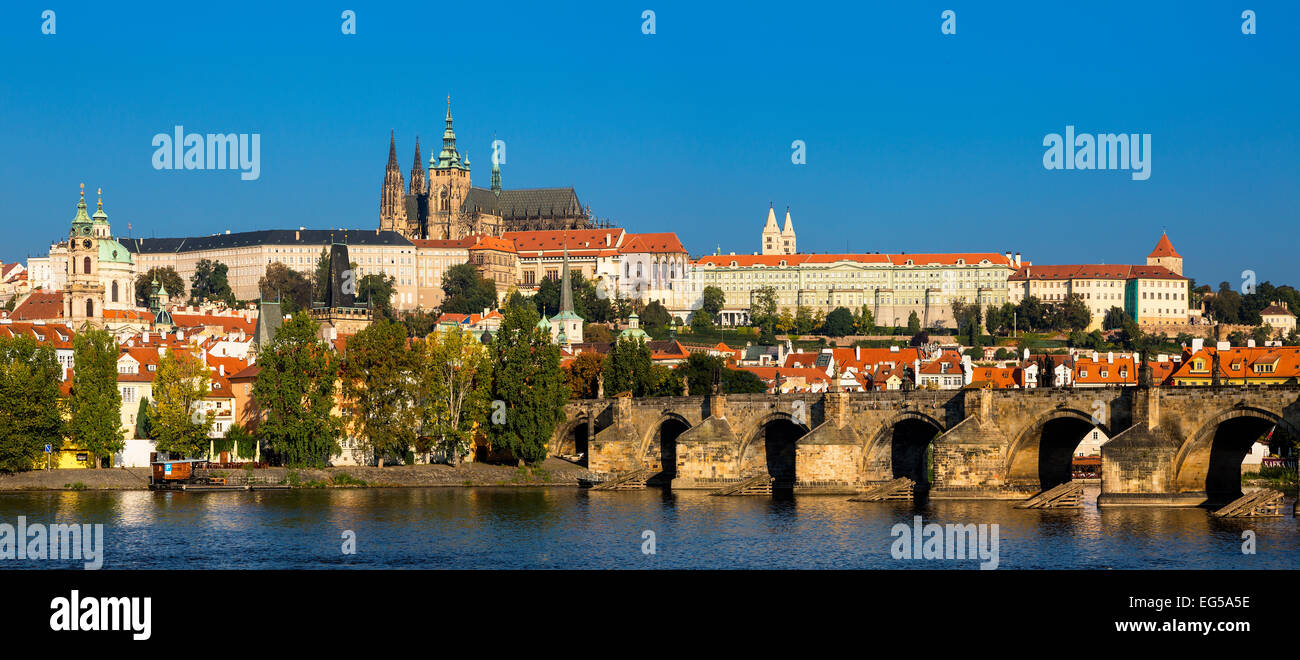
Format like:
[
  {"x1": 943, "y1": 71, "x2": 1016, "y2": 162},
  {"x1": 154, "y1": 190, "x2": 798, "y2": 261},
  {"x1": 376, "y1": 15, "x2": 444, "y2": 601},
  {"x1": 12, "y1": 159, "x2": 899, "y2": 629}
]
[{"x1": 0, "y1": 458, "x2": 594, "y2": 491}]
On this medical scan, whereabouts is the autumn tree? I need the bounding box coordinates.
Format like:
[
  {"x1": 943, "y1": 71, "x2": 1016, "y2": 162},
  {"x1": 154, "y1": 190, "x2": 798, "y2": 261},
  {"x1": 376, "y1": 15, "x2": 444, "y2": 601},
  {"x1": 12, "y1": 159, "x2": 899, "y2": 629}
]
[
  {"x1": 414, "y1": 327, "x2": 492, "y2": 465},
  {"x1": 152, "y1": 347, "x2": 214, "y2": 458},
  {"x1": 565, "y1": 352, "x2": 605, "y2": 398}
]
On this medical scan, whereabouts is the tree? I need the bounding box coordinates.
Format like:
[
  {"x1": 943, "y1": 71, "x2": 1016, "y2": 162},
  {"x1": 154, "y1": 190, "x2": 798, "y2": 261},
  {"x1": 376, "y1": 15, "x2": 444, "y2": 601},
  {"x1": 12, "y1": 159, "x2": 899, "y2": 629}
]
[
  {"x1": 565, "y1": 352, "x2": 605, "y2": 398},
  {"x1": 190, "y1": 259, "x2": 234, "y2": 305},
  {"x1": 906, "y1": 311, "x2": 921, "y2": 334},
  {"x1": 700, "y1": 285, "x2": 726, "y2": 321},
  {"x1": 253, "y1": 313, "x2": 342, "y2": 467},
  {"x1": 1061, "y1": 294, "x2": 1091, "y2": 332},
  {"x1": 69, "y1": 328, "x2": 123, "y2": 467},
  {"x1": 853, "y1": 305, "x2": 875, "y2": 334},
  {"x1": 356, "y1": 273, "x2": 397, "y2": 321},
  {"x1": 1253, "y1": 324, "x2": 1274, "y2": 345},
  {"x1": 340, "y1": 320, "x2": 417, "y2": 467},
  {"x1": 605, "y1": 337, "x2": 655, "y2": 396},
  {"x1": 401, "y1": 309, "x2": 439, "y2": 339},
  {"x1": 794, "y1": 306, "x2": 817, "y2": 335},
  {"x1": 0, "y1": 335, "x2": 65, "y2": 472},
  {"x1": 487, "y1": 304, "x2": 569, "y2": 464},
  {"x1": 776, "y1": 309, "x2": 796, "y2": 334},
  {"x1": 647, "y1": 364, "x2": 684, "y2": 396},
  {"x1": 414, "y1": 327, "x2": 492, "y2": 465},
  {"x1": 583, "y1": 323, "x2": 613, "y2": 344},
  {"x1": 313, "y1": 248, "x2": 331, "y2": 302},
  {"x1": 135, "y1": 267, "x2": 185, "y2": 306},
  {"x1": 135, "y1": 397, "x2": 153, "y2": 440},
  {"x1": 823, "y1": 307, "x2": 855, "y2": 337},
  {"x1": 259, "y1": 262, "x2": 313, "y2": 315},
  {"x1": 1102, "y1": 306, "x2": 1129, "y2": 331},
  {"x1": 640, "y1": 301, "x2": 672, "y2": 338},
  {"x1": 750, "y1": 287, "x2": 778, "y2": 343},
  {"x1": 152, "y1": 347, "x2": 214, "y2": 458},
  {"x1": 440, "y1": 263, "x2": 498, "y2": 315}
]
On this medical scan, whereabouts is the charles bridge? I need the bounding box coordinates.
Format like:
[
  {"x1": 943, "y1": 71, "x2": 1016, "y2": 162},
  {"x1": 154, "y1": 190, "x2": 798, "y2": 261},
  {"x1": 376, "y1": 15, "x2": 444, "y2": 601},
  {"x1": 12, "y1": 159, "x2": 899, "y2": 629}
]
[{"x1": 549, "y1": 383, "x2": 1300, "y2": 507}]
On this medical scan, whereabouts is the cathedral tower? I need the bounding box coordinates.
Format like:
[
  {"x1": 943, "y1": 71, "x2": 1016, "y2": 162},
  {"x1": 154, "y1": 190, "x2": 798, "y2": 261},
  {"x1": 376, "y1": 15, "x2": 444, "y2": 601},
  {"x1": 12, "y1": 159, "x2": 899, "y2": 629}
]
[
  {"x1": 428, "y1": 97, "x2": 472, "y2": 238},
  {"x1": 408, "y1": 136, "x2": 425, "y2": 196},
  {"x1": 761, "y1": 203, "x2": 781, "y2": 255},
  {"x1": 379, "y1": 131, "x2": 408, "y2": 234},
  {"x1": 780, "y1": 206, "x2": 796, "y2": 254}
]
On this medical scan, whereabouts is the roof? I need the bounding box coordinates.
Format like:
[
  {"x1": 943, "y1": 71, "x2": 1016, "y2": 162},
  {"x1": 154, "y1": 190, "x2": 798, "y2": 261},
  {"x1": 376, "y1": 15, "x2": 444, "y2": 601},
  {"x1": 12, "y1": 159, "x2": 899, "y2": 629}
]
[
  {"x1": 171, "y1": 312, "x2": 257, "y2": 335},
  {"x1": 412, "y1": 237, "x2": 475, "y2": 249},
  {"x1": 0, "y1": 321, "x2": 77, "y2": 349},
  {"x1": 462, "y1": 187, "x2": 585, "y2": 221},
  {"x1": 694, "y1": 252, "x2": 1013, "y2": 268},
  {"x1": 119, "y1": 229, "x2": 414, "y2": 254},
  {"x1": 9, "y1": 291, "x2": 64, "y2": 321},
  {"x1": 503, "y1": 229, "x2": 625, "y2": 256},
  {"x1": 1260, "y1": 303, "x2": 1295, "y2": 318},
  {"x1": 1008, "y1": 264, "x2": 1186, "y2": 281},
  {"x1": 1148, "y1": 233, "x2": 1181, "y2": 259},
  {"x1": 621, "y1": 233, "x2": 687, "y2": 254},
  {"x1": 468, "y1": 235, "x2": 517, "y2": 253}
]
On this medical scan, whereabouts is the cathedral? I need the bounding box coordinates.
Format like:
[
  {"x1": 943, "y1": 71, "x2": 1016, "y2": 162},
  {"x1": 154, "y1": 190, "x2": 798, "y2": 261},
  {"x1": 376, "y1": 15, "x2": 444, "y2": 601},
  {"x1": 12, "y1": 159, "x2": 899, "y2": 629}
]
[{"x1": 380, "y1": 99, "x2": 598, "y2": 240}]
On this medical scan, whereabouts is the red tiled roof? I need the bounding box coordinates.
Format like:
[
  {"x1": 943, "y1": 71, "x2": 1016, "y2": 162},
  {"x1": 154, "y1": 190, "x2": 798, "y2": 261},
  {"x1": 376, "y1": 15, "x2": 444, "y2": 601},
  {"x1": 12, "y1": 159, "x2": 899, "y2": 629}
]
[
  {"x1": 412, "y1": 238, "x2": 476, "y2": 249},
  {"x1": 621, "y1": 233, "x2": 687, "y2": 254},
  {"x1": 468, "y1": 235, "x2": 517, "y2": 253},
  {"x1": 1148, "y1": 232, "x2": 1181, "y2": 259},
  {"x1": 1008, "y1": 264, "x2": 1185, "y2": 281},
  {"x1": 694, "y1": 253, "x2": 1013, "y2": 268},
  {"x1": 10, "y1": 291, "x2": 65, "y2": 321}
]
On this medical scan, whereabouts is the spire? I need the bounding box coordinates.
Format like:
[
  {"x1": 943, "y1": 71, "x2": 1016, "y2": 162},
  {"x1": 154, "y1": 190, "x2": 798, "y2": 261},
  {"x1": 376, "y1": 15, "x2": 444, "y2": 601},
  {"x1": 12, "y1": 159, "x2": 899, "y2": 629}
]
[
  {"x1": 409, "y1": 136, "x2": 425, "y2": 196},
  {"x1": 781, "y1": 206, "x2": 794, "y2": 235},
  {"x1": 92, "y1": 187, "x2": 108, "y2": 223},
  {"x1": 71, "y1": 182, "x2": 91, "y2": 232},
  {"x1": 491, "y1": 157, "x2": 502, "y2": 195},
  {"x1": 559, "y1": 236, "x2": 574, "y2": 314},
  {"x1": 387, "y1": 130, "x2": 398, "y2": 168},
  {"x1": 380, "y1": 132, "x2": 407, "y2": 230},
  {"x1": 763, "y1": 203, "x2": 779, "y2": 232},
  {"x1": 437, "y1": 94, "x2": 461, "y2": 168}
]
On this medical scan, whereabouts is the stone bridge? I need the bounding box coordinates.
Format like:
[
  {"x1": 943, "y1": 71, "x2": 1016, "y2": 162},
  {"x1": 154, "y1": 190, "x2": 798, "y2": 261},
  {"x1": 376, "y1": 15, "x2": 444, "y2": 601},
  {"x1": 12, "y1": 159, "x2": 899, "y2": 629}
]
[{"x1": 549, "y1": 385, "x2": 1300, "y2": 507}]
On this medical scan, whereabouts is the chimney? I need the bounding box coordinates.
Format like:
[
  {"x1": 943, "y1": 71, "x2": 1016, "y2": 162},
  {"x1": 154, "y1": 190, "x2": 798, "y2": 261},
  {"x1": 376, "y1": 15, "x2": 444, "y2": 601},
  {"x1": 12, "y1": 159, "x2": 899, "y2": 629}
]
[
  {"x1": 1005, "y1": 252, "x2": 1013, "y2": 263},
  {"x1": 855, "y1": 346, "x2": 861, "y2": 361},
  {"x1": 159, "y1": 346, "x2": 167, "y2": 357},
  {"x1": 1247, "y1": 339, "x2": 1256, "y2": 348},
  {"x1": 1191, "y1": 337, "x2": 1204, "y2": 353},
  {"x1": 1014, "y1": 252, "x2": 1022, "y2": 266},
  {"x1": 219, "y1": 364, "x2": 225, "y2": 376},
  {"x1": 1107, "y1": 351, "x2": 1114, "y2": 364},
  {"x1": 295, "y1": 230, "x2": 300, "y2": 240}
]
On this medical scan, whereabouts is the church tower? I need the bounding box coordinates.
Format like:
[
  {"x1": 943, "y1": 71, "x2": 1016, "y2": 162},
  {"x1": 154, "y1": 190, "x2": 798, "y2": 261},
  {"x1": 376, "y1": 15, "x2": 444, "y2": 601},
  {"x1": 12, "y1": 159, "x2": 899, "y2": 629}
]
[
  {"x1": 408, "y1": 136, "x2": 425, "y2": 197},
  {"x1": 428, "y1": 96, "x2": 473, "y2": 239},
  {"x1": 1147, "y1": 232, "x2": 1182, "y2": 276},
  {"x1": 379, "y1": 131, "x2": 408, "y2": 235},
  {"x1": 761, "y1": 203, "x2": 781, "y2": 255},
  {"x1": 780, "y1": 206, "x2": 796, "y2": 254},
  {"x1": 66, "y1": 184, "x2": 106, "y2": 326}
]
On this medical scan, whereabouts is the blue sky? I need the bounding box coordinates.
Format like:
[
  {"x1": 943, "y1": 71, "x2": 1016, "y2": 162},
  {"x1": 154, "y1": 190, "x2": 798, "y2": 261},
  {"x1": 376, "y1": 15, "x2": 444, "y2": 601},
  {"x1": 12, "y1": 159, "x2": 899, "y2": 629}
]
[{"x1": 1, "y1": 1, "x2": 1296, "y2": 288}]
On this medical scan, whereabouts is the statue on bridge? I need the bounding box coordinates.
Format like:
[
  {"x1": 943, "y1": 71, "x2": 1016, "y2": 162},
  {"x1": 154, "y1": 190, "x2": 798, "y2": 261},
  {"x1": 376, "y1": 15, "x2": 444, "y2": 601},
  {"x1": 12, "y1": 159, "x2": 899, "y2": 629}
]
[{"x1": 1138, "y1": 349, "x2": 1153, "y2": 388}]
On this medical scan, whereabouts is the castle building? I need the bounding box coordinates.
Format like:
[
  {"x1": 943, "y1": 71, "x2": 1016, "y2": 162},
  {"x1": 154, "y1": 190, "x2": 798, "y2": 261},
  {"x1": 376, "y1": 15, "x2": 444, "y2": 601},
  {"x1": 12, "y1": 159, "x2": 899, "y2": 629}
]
[{"x1": 380, "y1": 98, "x2": 597, "y2": 241}]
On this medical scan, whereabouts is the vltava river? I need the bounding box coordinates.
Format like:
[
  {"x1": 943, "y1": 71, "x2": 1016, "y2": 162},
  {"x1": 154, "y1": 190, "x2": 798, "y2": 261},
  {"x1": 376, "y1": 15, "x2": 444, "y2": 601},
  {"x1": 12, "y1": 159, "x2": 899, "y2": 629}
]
[{"x1": 0, "y1": 487, "x2": 1295, "y2": 569}]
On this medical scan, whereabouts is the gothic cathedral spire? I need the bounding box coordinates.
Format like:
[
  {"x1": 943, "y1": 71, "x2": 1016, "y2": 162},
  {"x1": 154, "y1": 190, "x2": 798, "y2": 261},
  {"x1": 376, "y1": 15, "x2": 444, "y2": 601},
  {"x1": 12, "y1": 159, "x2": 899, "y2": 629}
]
[
  {"x1": 409, "y1": 136, "x2": 426, "y2": 196},
  {"x1": 380, "y1": 130, "x2": 408, "y2": 234}
]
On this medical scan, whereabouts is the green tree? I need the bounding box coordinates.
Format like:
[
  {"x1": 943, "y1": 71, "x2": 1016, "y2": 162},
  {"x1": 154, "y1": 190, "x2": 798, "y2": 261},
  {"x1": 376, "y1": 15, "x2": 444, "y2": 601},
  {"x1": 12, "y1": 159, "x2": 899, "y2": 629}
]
[
  {"x1": 1102, "y1": 306, "x2": 1129, "y2": 331},
  {"x1": 253, "y1": 314, "x2": 342, "y2": 467},
  {"x1": 340, "y1": 320, "x2": 417, "y2": 467},
  {"x1": 135, "y1": 266, "x2": 185, "y2": 306},
  {"x1": 259, "y1": 262, "x2": 313, "y2": 315},
  {"x1": 69, "y1": 328, "x2": 123, "y2": 467},
  {"x1": 1060, "y1": 294, "x2": 1092, "y2": 332},
  {"x1": 414, "y1": 327, "x2": 492, "y2": 465},
  {"x1": 793, "y1": 306, "x2": 816, "y2": 335},
  {"x1": 152, "y1": 348, "x2": 214, "y2": 458},
  {"x1": 750, "y1": 287, "x2": 778, "y2": 343},
  {"x1": 487, "y1": 304, "x2": 569, "y2": 464},
  {"x1": 700, "y1": 285, "x2": 726, "y2": 321},
  {"x1": 823, "y1": 307, "x2": 855, "y2": 337},
  {"x1": 853, "y1": 304, "x2": 875, "y2": 334},
  {"x1": 401, "y1": 309, "x2": 440, "y2": 338},
  {"x1": 605, "y1": 337, "x2": 655, "y2": 396},
  {"x1": 313, "y1": 248, "x2": 331, "y2": 302},
  {"x1": 640, "y1": 301, "x2": 672, "y2": 338},
  {"x1": 134, "y1": 396, "x2": 153, "y2": 439},
  {"x1": 0, "y1": 336, "x2": 65, "y2": 472},
  {"x1": 906, "y1": 311, "x2": 921, "y2": 334},
  {"x1": 356, "y1": 273, "x2": 397, "y2": 321},
  {"x1": 190, "y1": 259, "x2": 234, "y2": 305},
  {"x1": 440, "y1": 263, "x2": 498, "y2": 315}
]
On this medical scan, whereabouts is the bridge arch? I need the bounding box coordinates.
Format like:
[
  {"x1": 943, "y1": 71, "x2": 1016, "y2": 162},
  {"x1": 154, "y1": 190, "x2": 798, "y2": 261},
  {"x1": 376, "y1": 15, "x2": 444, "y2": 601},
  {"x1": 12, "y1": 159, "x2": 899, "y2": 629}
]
[
  {"x1": 737, "y1": 412, "x2": 811, "y2": 489},
  {"x1": 1173, "y1": 405, "x2": 1298, "y2": 504},
  {"x1": 1006, "y1": 408, "x2": 1110, "y2": 492},
  {"x1": 860, "y1": 411, "x2": 945, "y2": 490},
  {"x1": 551, "y1": 415, "x2": 591, "y2": 466},
  {"x1": 640, "y1": 412, "x2": 693, "y2": 482}
]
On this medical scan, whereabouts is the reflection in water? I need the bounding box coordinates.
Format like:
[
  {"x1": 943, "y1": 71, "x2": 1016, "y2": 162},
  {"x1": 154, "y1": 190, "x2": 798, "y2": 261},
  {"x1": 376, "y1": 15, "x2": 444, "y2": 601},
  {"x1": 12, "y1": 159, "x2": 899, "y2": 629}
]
[{"x1": 0, "y1": 486, "x2": 1294, "y2": 569}]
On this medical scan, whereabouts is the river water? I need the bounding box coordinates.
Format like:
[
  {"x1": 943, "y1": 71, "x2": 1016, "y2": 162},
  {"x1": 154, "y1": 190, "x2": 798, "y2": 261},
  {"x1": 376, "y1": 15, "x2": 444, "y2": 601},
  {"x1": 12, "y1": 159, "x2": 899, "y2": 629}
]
[{"x1": 0, "y1": 487, "x2": 1295, "y2": 569}]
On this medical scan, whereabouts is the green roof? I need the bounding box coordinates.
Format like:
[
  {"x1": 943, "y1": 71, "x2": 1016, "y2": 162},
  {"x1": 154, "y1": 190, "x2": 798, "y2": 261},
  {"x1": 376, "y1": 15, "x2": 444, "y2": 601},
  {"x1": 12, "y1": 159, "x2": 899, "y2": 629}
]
[{"x1": 98, "y1": 238, "x2": 134, "y2": 265}]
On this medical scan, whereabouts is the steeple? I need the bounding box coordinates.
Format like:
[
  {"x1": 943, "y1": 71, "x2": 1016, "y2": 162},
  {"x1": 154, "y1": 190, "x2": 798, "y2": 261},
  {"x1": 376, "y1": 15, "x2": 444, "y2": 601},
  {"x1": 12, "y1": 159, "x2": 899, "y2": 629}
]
[
  {"x1": 490, "y1": 132, "x2": 502, "y2": 194},
  {"x1": 760, "y1": 203, "x2": 782, "y2": 255},
  {"x1": 408, "y1": 136, "x2": 425, "y2": 195},
  {"x1": 559, "y1": 239, "x2": 574, "y2": 314},
  {"x1": 380, "y1": 131, "x2": 408, "y2": 233},
  {"x1": 70, "y1": 183, "x2": 92, "y2": 235},
  {"x1": 437, "y1": 95, "x2": 463, "y2": 169},
  {"x1": 780, "y1": 205, "x2": 796, "y2": 254},
  {"x1": 549, "y1": 234, "x2": 584, "y2": 344}
]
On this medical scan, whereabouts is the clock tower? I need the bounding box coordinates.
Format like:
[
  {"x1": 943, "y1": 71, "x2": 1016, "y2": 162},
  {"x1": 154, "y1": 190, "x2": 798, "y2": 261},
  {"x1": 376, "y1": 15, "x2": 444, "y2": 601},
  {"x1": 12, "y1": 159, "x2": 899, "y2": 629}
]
[{"x1": 66, "y1": 183, "x2": 106, "y2": 326}]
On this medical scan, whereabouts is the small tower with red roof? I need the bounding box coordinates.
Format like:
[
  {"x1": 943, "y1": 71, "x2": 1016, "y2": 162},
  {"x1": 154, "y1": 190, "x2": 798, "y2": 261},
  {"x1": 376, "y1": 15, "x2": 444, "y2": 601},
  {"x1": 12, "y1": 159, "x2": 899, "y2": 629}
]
[{"x1": 1147, "y1": 232, "x2": 1182, "y2": 276}]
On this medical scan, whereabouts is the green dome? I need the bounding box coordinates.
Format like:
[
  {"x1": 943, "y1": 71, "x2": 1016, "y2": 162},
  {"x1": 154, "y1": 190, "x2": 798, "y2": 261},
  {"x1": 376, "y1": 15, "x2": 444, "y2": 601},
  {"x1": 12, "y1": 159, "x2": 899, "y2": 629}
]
[{"x1": 98, "y1": 238, "x2": 134, "y2": 264}]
